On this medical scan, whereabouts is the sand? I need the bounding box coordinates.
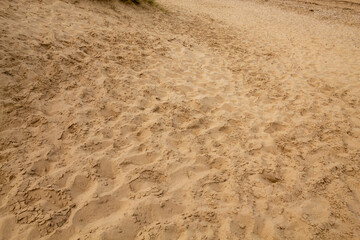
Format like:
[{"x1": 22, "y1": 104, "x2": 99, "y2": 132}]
[{"x1": 0, "y1": 0, "x2": 360, "y2": 239}]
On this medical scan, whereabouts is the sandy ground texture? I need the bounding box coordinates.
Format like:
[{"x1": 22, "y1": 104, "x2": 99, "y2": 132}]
[{"x1": 1, "y1": 0, "x2": 360, "y2": 239}]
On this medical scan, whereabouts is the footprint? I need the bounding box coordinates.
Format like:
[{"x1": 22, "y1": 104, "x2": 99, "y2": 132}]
[
  {"x1": 206, "y1": 181, "x2": 227, "y2": 193},
  {"x1": 198, "y1": 96, "x2": 224, "y2": 112},
  {"x1": 97, "y1": 217, "x2": 139, "y2": 240},
  {"x1": 166, "y1": 135, "x2": 189, "y2": 153},
  {"x1": 206, "y1": 125, "x2": 232, "y2": 140},
  {"x1": 29, "y1": 160, "x2": 52, "y2": 177},
  {"x1": 218, "y1": 217, "x2": 247, "y2": 239},
  {"x1": 130, "y1": 113, "x2": 149, "y2": 126},
  {"x1": 95, "y1": 158, "x2": 116, "y2": 179},
  {"x1": 300, "y1": 198, "x2": 330, "y2": 224},
  {"x1": 220, "y1": 103, "x2": 236, "y2": 113},
  {"x1": 80, "y1": 139, "x2": 112, "y2": 153},
  {"x1": 251, "y1": 216, "x2": 277, "y2": 240},
  {"x1": 173, "y1": 84, "x2": 194, "y2": 96},
  {"x1": 0, "y1": 216, "x2": 17, "y2": 240},
  {"x1": 131, "y1": 200, "x2": 184, "y2": 224},
  {"x1": 264, "y1": 121, "x2": 286, "y2": 134},
  {"x1": 73, "y1": 195, "x2": 123, "y2": 228},
  {"x1": 245, "y1": 140, "x2": 263, "y2": 154},
  {"x1": 122, "y1": 152, "x2": 159, "y2": 166},
  {"x1": 196, "y1": 155, "x2": 229, "y2": 170},
  {"x1": 69, "y1": 174, "x2": 92, "y2": 199},
  {"x1": 201, "y1": 174, "x2": 228, "y2": 193},
  {"x1": 119, "y1": 124, "x2": 137, "y2": 136},
  {"x1": 129, "y1": 170, "x2": 166, "y2": 193},
  {"x1": 171, "y1": 111, "x2": 191, "y2": 129}
]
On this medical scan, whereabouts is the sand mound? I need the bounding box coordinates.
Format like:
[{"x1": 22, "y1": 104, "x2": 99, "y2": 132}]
[{"x1": 1, "y1": 0, "x2": 360, "y2": 239}]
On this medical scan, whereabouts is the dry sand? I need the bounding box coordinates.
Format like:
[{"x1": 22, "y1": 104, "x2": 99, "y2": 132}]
[{"x1": 0, "y1": 0, "x2": 360, "y2": 239}]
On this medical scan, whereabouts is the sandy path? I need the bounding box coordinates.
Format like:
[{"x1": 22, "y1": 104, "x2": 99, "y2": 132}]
[
  {"x1": 0, "y1": 0, "x2": 359, "y2": 239},
  {"x1": 154, "y1": 0, "x2": 360, "y2": 239}
]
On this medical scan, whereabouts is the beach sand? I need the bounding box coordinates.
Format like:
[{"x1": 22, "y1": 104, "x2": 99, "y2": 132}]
[{"x1": 0, "y1": 0, "x2": 360, "y2": 239}]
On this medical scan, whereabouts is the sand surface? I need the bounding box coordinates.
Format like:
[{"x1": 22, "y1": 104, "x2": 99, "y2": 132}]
[{"x1": 0, "y1": 0, "x2": 360, "y2": 239}]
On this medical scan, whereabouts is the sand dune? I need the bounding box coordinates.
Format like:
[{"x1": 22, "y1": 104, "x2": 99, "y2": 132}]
[{"x1": 0, "y1": 0, "x2": 360, "y2": 239}]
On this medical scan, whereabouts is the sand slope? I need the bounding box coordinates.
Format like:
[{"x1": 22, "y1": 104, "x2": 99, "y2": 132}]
[{"x1": 0, "y1": 0, "x2": 360, "y2": 239}]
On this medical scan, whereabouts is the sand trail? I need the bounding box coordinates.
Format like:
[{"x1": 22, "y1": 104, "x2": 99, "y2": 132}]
[{"x1": 0, "y1": 0, "x2": 360, "y2": 239}]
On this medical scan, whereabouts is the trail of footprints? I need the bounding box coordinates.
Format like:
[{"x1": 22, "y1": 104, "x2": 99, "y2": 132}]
[
  {"x1": 45, "y1": 33, "x2": 254, "y2": 238},
  {"x1": 1, "y1": 0, "x2": 360, "y2": 239}
]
